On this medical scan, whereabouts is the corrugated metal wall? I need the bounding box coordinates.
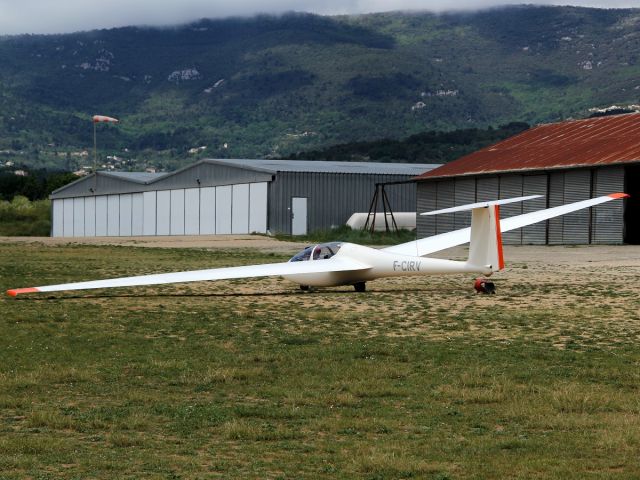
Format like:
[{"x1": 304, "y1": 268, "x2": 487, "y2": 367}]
[
  {"x1": 499, "y1": 175, "x2": 523, "y2": 244},
  {"x1": 592, "y1": 166, "x2": 625, "y2": 244},
  {"x1": 52, "y1": 183, "x2": 268, "y2": 237},
  {"x1": 416, "y1": 166, "x2": 626, "y2": 244},
  {"x1": 454, "y1": 178, "x2": 475, "y2": 231},
  {"x1": 268, "y1": 172, "x2": 418, "y2": 234},
  {"x1": 547, "y1": 172, "x2": 564, "y2": 245},
  {"x1": 562, "y1": 170, "x2": 591, "y2": 244},
  {"x1": 435, "y1": 180, "x2": 455, "y2": 235},
  {"x1": 476, "y1": 176, "x2": 499, "y2": 202},
  {"x1": 416, "y1": 182, "x2": 436, "y2": 237},
  {"x1": 521, "y1": 175, "x2": 547, "y2": 244}
]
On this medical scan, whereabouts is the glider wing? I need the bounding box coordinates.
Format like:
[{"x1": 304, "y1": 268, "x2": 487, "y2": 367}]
[{"x1": 7, "y1": 257, "x2": 371, "y2": 296}]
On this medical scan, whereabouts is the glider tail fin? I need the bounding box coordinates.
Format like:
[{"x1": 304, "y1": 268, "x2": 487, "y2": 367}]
[
  {"x1": 421, "y1": 195, "x2": 539, "y2": 272},
  {"x1": 467, "y1": 204, "x2": 504, "y2": 273}
]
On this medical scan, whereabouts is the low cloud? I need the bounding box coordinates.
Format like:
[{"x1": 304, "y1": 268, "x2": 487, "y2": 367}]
[{"x1": 0, "y1": 0, "x2": 637, "y2": 35}]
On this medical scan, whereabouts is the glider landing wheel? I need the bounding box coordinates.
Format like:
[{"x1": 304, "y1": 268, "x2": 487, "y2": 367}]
[
  {"x1": 353, "y1": 282, "x2": 366, "y2": 292},
  {"x1": 474, "y1": 277, "x2": 496, "y2": 294},
  {"x1": 299, "y1": 285, "x2": 310, "y2": 291}
]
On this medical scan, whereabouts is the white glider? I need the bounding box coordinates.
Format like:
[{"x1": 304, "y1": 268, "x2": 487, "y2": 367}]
[{"x1": 6, "y1": 193, "x2": 628, "y2": 296}]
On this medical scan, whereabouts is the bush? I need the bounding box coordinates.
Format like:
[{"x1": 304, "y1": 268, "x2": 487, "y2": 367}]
[{"x1": 0, "y1": 196, "x2": 51, "y2": 236}]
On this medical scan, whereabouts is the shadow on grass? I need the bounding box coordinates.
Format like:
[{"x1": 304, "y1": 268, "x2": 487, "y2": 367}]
[{"x1": 13, "y1": 286, "x2": 439, "y2": 301}]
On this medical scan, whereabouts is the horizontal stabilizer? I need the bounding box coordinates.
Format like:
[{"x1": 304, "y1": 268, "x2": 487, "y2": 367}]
[{"x1": 421, "y1": 195, "x2": 543, "y2": 216}]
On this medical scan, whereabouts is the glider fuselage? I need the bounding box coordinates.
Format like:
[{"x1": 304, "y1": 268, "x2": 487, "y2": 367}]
[{"x1": 282, "y1": 242, "x2": 490, "y2": 287}]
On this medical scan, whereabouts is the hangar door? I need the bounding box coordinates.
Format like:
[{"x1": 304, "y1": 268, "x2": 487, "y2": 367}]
[{"x1": 51, "y1": 182, "x2": 269, "y2": 237}]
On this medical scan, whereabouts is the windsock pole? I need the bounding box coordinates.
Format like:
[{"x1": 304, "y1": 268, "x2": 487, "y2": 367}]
[
  {"x1": 93, "y1": 121, "x2": 97, "y2": 190},
  {"x1": 91, "y1": 115, "x2": 119, "y2": 192}
]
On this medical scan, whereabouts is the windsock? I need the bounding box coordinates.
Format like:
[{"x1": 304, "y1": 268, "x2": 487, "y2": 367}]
[{"x1": 92, "y1": 115, "x2": 119, "y2": 123}]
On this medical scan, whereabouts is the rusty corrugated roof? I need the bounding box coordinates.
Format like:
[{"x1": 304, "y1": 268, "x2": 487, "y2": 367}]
[{"x1": 416, "y1": 113, "x2": 640, "y2": 180}]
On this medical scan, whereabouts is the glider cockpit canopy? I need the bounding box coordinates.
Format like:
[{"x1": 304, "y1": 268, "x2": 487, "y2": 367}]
[{"x1": 289, "y1": 242, "x2": 343, "y2": 262}]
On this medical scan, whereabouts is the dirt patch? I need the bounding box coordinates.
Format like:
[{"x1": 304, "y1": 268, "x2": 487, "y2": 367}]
[{"x1": 0, "y1": 235, "x2": 307, "y2": 253}]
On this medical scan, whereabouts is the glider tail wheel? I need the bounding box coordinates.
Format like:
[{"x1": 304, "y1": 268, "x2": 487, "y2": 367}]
[
  {"x1": 474, "y1": 277, "x2": 496, "y2": 294},
  {"x1": 353, "y1": 282, "x2": 366, "y2": 292},
  {"x1": 300, "y1": 285, "x2": 310, "y2": 291}
]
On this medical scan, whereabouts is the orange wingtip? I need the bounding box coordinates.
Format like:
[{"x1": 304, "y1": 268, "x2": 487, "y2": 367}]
[
  {"x1": 608, "y1": 193, "x2": 630, "y2": 199},
  {"x1": 7, "y1": 287, "x2": 40, "y2": 297}
]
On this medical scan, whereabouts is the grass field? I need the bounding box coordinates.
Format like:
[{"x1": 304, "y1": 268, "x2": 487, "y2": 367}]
[{"x1": 1, "y1": 241, "x2": 640, "y2": 478}]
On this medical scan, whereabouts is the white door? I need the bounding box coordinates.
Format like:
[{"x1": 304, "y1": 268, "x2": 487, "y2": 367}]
[
  {"x1": 119, "y1": 194, "x2": 132, "y2": 237},
  {"x1": 232, "y1": 184, "x2": 250, "y2": 234},
  {"x1": 95, "y1": 196, "x2": 108, "y2": 236},
  {"x1": 215, "y1": 186, "x2": 232, "y2": 234},
  {"x1": 52, "y1": 199, "x2": 64, "y2": 237},
  {"x1": 107, "y1": 195, "x2": 119, "y2": 236},
  {"x1": 142, "y1": 192, "x2": 157, "y2": 236},
  {"x1": 131, "y1": 193, "x2": 144, "y2": 236},
  {"x1": 199, "y1": 187, "x2": 216, "y2": 234},
  {"x1": 249, "y1": 182, "x2": 268, "y2": 234},
  {"x1": 184, "y1": 188, "x2": 200, "y2": 235},
  {"x1": 291, "y1": 197, "x2": 307, "y2": 235},
  {"x1": 170, "y1": 189, "x2": 185, "y2": 235},
  {"x1": 156, "y1": 191, "x2": 171, "y2": 235},
  {"x1": 63, "y1": 198, "x2": 74, "y2": 237},
  {"x1": 84, "y1": 196, "x2": 96, "y2": 237},
  {"x1": 73, "y1": 197, "x2": 85, "y2": 237}
]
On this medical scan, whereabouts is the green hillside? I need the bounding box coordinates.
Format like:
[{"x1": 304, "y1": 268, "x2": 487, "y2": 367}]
[
  {"x1": 1, "y1": 6, "x2": 639, "y2": 170},
  {"x1": 285, "y1": 122, "x2": 530, "y2": 163}
]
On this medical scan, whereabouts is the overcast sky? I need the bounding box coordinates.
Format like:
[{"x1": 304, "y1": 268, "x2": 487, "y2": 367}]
[{"x1": 0, "y1": 0, "x2": 637, "y2": 35}]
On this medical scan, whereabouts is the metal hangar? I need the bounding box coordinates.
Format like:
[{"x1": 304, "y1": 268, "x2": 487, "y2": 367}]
[
  {"x1": 414, "y1": 113, "x2": 640, "y2": 245},
  {"x1": 50, "y1": 159, "x2": 438, "y2": 237}
]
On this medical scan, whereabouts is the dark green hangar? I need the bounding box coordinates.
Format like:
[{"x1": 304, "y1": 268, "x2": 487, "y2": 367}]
[{"x1": 414, "y1": 113, "x2": 640, "y2": 245}]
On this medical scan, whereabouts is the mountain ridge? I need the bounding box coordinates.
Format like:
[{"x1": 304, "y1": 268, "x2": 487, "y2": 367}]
[{"x1": 1, "y1": 6, "x2": 639, "y2": 170}]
